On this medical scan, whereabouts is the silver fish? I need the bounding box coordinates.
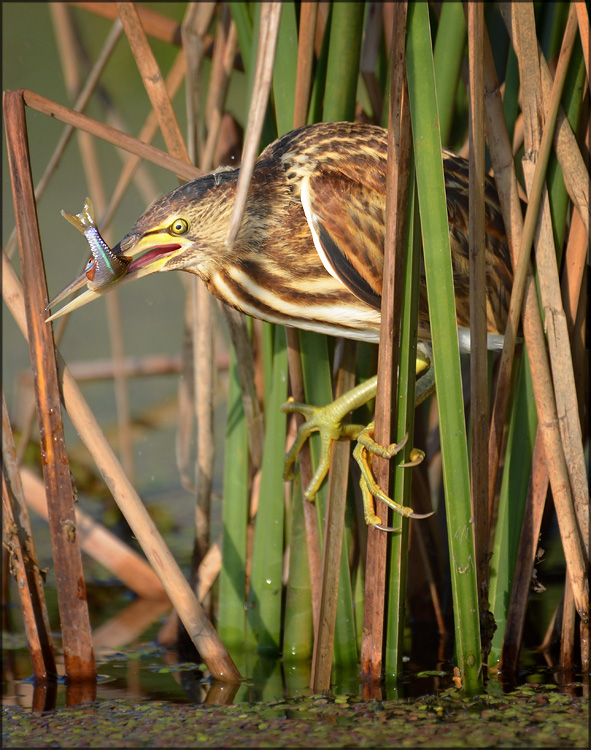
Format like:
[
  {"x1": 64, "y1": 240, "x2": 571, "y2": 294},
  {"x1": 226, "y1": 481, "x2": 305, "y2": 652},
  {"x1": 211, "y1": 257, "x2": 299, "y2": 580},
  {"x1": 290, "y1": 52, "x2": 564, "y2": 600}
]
[
  {"x1": 46, "y1": 198, "x2": 132, "y2": 312},
  {"x1": 61, "y1": 197, "x2": 131, "y2": 290}
]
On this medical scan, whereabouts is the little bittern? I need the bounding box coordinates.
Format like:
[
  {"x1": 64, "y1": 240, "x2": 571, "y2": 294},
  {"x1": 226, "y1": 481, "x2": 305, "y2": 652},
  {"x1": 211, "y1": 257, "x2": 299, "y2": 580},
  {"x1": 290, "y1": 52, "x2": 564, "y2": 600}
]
[{"x1": 47, "y1": 122, "x2": 513, "y2": 528}]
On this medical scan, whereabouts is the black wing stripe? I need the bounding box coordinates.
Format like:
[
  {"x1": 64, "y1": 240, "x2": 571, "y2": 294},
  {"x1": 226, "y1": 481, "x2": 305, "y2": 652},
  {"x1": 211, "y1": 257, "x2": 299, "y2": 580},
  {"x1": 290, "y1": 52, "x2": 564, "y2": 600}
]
[{"x1": 316, "y1": 222, "x2": 382, "y2": 311}]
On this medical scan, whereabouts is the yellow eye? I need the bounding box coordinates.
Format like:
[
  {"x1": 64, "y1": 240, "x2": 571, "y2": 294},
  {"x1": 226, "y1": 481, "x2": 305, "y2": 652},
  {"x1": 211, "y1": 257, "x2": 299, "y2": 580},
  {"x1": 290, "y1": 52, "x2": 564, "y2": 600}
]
[{"x1": 170, "y1": 218, "x2": 189, "y2": 235}]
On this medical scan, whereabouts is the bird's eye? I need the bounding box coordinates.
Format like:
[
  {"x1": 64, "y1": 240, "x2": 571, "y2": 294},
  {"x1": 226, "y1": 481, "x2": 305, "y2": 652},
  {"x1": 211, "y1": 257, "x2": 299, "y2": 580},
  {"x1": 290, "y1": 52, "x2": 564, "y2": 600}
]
[{"x1": 170, "y1": 218, "x2": 189, "y2": 235}]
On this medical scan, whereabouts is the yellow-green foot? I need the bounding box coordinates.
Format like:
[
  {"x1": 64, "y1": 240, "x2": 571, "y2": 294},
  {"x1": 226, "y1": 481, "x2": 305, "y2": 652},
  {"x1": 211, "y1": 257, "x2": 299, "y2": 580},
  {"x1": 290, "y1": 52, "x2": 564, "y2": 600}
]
[
  {"x1": 352, "y1": 423, "x2": 430, "y2": 531},
  {"x1": 281, "y1": 387, "x2": 373, "y2": 501},
  {"x1": 281, "y1": 357, "x2": 436, "y2": 532}
]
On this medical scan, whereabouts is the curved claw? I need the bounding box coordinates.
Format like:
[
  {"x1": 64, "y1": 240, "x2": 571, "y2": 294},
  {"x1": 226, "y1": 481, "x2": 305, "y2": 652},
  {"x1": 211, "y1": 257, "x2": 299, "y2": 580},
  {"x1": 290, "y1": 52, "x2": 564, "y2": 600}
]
[
  {"x1": 399, "y1": 448, "x2": 425, "y2": 467},
  {"x1": 352, "y1": 424, "x2": 430, "y2": 530}
]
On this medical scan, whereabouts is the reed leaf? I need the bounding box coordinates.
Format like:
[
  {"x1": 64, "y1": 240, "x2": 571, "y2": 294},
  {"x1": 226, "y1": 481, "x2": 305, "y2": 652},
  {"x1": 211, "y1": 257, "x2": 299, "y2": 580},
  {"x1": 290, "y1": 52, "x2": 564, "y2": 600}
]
[
  {"x1": 406, "y1": 0, "x2": 481, "y2": 692},
  {"x1": 283, "y1": 473, "x2": 314, "y2": 661},
  {"x1": 488, "y1": 351, "x2": 537, "y2": 665},
  {"x1": 433, "y1": 2, "x2": 466, "y2": 148},
  {"x1": 385, "y1": 158, "x2": 420, "y2": 676},
  {"x1": 217, "y1": 348, "x2": 249, "y2": 653},
  {"x1": 246, "y1": 325, "x2": 288, "y2": 655}
]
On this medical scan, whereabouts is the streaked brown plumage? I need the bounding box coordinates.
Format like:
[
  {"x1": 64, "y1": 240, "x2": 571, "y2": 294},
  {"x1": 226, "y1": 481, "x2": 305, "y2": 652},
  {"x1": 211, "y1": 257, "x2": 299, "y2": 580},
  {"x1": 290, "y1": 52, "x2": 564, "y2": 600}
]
[
  {"x1": 48, "y1": 121, "x2": 513, "y2": 348},
  {"x1": 47, "y1": 122, "x2": 515, "y2": 528}
]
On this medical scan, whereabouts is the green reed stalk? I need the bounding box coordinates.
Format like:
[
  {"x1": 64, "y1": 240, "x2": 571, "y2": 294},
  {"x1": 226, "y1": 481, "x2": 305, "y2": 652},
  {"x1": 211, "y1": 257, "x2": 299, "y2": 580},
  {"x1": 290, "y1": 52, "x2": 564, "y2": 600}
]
[
  {"x1": 246, "y1": 326, "x2": 289, "y2": 654},
  {"x1": 283, "y1": 473, "x2": 314, "y2": 661},
  {"x1": 489, "y1": 351, "x2": 537, "y2": 664},
  {"x1": 385, "y1": 162, "x2": 421, "y2": 676},
  {"x1": 406, "y1": 1, "x2": 482, "y2": 692},
  {"x1": 217, "y1": 349, "x2": 249, "y2": 652},
  {"x1": 433, "y1": 2, "x2": 466, "y2": 148}
]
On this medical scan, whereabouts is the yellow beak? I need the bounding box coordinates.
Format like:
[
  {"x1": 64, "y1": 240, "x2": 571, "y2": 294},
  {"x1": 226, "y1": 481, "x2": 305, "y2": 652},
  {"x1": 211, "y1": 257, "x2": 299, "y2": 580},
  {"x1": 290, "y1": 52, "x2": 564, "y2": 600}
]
[{"x1": 45, "y1": 232, "x2": 189, "y2": 322}]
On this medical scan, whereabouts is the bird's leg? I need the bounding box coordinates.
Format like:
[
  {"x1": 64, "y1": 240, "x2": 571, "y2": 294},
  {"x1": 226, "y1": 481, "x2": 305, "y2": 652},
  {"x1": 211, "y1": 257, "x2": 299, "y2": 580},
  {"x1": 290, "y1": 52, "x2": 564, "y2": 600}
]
[
  {"x1": 282, "y1": 377, "x2": 379, "y2": 498},
  {"x1": 352, "y1": 362, "x2": 436, "y2": 530},
  {"x1": 282, "y1": 347, "x2": 435, "y2": 527}
]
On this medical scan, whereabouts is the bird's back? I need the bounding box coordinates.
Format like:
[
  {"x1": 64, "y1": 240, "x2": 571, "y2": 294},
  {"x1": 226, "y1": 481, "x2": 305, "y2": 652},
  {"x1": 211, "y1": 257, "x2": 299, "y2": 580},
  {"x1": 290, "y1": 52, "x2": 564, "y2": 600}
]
[{"x1": 250, "y1": 122, "x2": 513, "y2": 344}]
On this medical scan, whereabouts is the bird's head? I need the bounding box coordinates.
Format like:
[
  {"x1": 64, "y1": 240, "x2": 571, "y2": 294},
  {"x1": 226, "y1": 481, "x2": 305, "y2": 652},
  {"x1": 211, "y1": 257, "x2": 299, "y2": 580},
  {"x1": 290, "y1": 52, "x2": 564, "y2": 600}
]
[{"x1": 46, "y1": 168, "x2": 239, "y2": 321}]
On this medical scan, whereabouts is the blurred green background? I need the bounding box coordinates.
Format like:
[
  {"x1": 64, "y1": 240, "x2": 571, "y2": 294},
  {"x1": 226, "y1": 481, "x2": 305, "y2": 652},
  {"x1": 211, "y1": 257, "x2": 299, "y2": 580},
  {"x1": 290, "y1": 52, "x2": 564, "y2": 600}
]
[{"x1": 2, "y1": 2, "x2": 228, "y2": 586}]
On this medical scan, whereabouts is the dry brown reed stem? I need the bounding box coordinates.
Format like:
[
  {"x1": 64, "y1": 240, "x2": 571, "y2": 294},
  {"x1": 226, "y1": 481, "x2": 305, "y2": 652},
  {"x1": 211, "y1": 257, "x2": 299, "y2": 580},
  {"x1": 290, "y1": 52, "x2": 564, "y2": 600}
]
[
  {"x1": 4, "y1": 90, "x2": 96, "y2": 681},
  {"x1": 467, "y1": 2, "x2": 489, "y2": 606},
  {"x1": 45, "y1": 352, "x2": 210, "y2": 380},
  {"x1": 2, "y1": 251, "x2": 241, "y2": 683},
  {"x1": 478, "y1": 22, "x2": 556, "y2": 669},
  {"x1": 3, "y1": 18, "x2": 123, "y2": 262},
  {"x1": 71, "y1": 1, "x2": 183, "y2": 46},
  {"x1": 311, "y1": 341, "x2": 356, "y2": 693},
  {"x1": 102, "y1": 50, "x2": 190, "y2": 231},
  {"x1": 507, "y1": 2, "x2": 588, "y2": 617},
  {"x1": 226, "y1": 2, "x2": 282, "y2": 248},
  {"x1": 182, "y1": 3, "x2": 217, "y2": 158},
  {"x1": 498, "y1": 4, "x2": 590, "y2": 237},
  {"x1": 191, "y1": 273, "x2": 215, "y2": 556},
  {"x1": 575, "y1": 3, "x2": 590, "y2": 82},
  {"x1": 479, "y1": 12, "x2": 562, "y2": 548},
  {"x1": 51, "y1": 3, "x2": 106, "y2": 207},
  {"x1": 293, "y1": 2, "x2": 317, "y2": 132},
  {"x1": 560, "y1": 578, "x2": 577, "y2": 673},
  {"x1": 2, "y1": 394, "x2": 57, "y2": 681},
  {"x1": 52, "y1": 2, "x2": 136, "y2": 483},
  {"x1": 218, "y1": 5, "x2": 282, "y2": 479},
  {"x1": 21, "y1": 89, "x2": 201, "y2": 181},
  {"x1": 286, "y1": 0, "x2": 322, "y2": 627},
  {"x1": 117, "y1": 2, "x2": 190, "y2": 166},
  {"x1": 180, "y1": 2, "x2": 217, "y2": 578},
  {"x1": 562, "y1": 209, "x2": 588, "y2": 338},
  {"x1": 501, "y1": 200, "x2": 588, "y2": 670},
  {"x1": 520, "y1": 6, "x2": 589, "y2": 556},
  {"x1": 201, "y1": 14, "x2": 238, "y2": 172},
  {"x1": 361, "y1": 1, "x2": 411, "y2": 686},
  {"x1": 93, "y1": 597, "x2": 172, "y2": 651},
  {"x1": 21, "y1": 468, "x2": 168, "y2": 600}
]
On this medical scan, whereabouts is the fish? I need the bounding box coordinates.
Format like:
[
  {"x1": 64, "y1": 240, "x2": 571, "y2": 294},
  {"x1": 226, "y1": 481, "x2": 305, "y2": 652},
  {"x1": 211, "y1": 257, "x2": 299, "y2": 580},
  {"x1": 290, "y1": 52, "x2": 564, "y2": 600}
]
[
  {"x1": 46, "y1": 197, "x2": 131, "y2": 312},
  {"x1": 61, "y1": 197, "x2": 131, "y2": 290}
]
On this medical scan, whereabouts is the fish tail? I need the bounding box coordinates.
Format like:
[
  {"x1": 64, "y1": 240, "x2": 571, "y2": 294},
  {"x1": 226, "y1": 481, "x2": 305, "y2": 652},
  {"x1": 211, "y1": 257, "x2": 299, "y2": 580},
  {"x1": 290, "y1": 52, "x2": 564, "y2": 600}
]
[{"x1": 61, "y1": 197, "x2": 96, "y2": 234}]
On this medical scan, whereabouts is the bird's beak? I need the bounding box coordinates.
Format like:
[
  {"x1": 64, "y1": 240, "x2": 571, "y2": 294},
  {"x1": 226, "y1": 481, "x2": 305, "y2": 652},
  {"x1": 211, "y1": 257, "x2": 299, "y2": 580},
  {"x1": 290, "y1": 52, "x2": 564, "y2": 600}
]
[{"x1": 45, "y1": 232, "x2": 190, "y2": 322}]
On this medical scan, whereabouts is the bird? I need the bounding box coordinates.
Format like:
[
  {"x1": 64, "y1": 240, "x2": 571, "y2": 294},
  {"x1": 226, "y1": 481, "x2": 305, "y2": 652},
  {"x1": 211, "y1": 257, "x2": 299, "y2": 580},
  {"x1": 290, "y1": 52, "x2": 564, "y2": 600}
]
[{"x1": 46, "y1": 121, "x2": 514, "y2": 529}]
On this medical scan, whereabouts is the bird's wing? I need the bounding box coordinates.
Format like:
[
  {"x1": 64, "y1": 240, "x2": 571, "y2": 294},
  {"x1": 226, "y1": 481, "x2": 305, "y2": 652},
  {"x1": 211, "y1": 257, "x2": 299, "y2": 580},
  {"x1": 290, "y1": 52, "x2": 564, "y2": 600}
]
[{"x1": 300, "y1": 168, "x2": 385, "y2": 311}]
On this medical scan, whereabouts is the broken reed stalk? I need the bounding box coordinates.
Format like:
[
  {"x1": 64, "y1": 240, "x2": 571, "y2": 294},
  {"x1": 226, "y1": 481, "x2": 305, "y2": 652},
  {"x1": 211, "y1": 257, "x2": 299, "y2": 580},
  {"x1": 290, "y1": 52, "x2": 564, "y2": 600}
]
[
  {"x1": 117, "y1": 1, "x2": 190, "y2": 165},
  {"x1": 71, "y1": 1, "x2": 184, "y2": 47},
  {"x1": 360, "y1": 0, "x2": 411, "y2": 686},
  {"x1": 4, "y1": 89, "x2": 96, "y2": 682},
  {"x1": 181, "y1": 1, "x2": 218, "y2": 581},
  {"x1": 52, "y1": 2, "x2": 136, "y2": 483},
  {"x1": 2, "y1": 393, "x2": 57, "y2": 682},
  {"x1": 500, "y1": 205, "x2": 587, "y2": 672},
  {"x1": 500, "y1": 9, "x2": 590, "y2": 237},
  {"x1": 467, "y1": 2, "x2": 489, "y2": 607},
  {"x1": 21, "y1": 89, "x2": 200, "y2": 181},
  {"x1": 102, "y1": 50, "x2": 188, "y2": 230},
  {"x1": 3, "y1": 246, "x2": 241, "y2": 682},
  {"x1": 201, "y1": 12, "x2": 238, "y2": 172},
  {"x1": 504, "y1": 1, "x2": 588, "y2": 620},
  {"x1": 226, "y1": 1, "x2": 282, "y2": 248}
]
